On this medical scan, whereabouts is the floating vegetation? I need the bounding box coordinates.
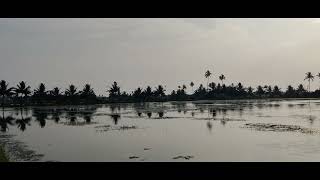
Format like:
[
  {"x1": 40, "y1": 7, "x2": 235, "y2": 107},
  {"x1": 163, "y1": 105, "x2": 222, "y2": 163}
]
[
  {"x1": 0, "y1": 134, "x2": 44, "y2": 162},
  {"x1": 243, "y1": 123, "x2": 319, "y2": 134},
  {"x1": 172, "y1": 155, "x2": 194, "y2": 160}
]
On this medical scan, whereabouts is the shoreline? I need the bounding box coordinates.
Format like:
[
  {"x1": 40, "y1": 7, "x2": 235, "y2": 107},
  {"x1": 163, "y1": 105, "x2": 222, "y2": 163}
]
[{"x1": 1, "y1": 97, "x2": 320, "y2": 108}]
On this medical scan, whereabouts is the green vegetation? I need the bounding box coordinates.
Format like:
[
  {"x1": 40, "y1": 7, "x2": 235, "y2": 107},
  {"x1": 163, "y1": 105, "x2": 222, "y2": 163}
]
[{"x1": 1, "y1": 71, "x2": 320, "y2": 106}]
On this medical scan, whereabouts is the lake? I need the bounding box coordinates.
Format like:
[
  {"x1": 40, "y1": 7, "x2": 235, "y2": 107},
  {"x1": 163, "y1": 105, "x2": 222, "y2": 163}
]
[{"x1": 1, "y1": 99, "x2": 320, "y2": 162}]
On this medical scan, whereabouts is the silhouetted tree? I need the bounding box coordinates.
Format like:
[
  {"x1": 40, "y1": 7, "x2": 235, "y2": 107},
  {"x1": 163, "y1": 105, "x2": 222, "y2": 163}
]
[
  {"x1": 0, "y1": 80, "x2": 14, "y2": 107},
  {"x1": 190, "y1": 82, "x2": 194, "y2": 93},
  {"x1": 304, "y1": 72, "x2": 314, "y2": 93},
  {"x1": 205, "y1": 70, "x2": 212, "y2": 91},
  {"x1": 219, "y1": 74, "x2": 226, "y2": 85},
  {"x1": 65, "y1": 84, "x2": 78, "y2": 97},
  {"x1": 80, "y1": 84, "x2": 95, "y2": 97},
  {"x1": 14, "y1": 81, "x2": 31, "y2": 106}
]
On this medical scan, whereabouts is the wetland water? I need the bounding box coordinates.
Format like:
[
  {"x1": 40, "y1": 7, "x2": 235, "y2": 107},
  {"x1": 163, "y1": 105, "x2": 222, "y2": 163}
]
[{"x1": 1, "y1": 99, "x2": 320, "y2": 161}]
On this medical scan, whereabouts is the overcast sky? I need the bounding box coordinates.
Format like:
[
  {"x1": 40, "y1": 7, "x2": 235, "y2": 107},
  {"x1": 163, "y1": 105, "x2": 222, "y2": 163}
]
[{"x1": 1, "y1": 18, "x2": 320, "y2": 95}]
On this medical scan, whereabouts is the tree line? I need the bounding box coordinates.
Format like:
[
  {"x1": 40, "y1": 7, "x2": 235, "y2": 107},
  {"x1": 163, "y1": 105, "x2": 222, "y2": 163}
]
[{"x1": 1, "y1": 71, "x2": 320, "y2": 106}]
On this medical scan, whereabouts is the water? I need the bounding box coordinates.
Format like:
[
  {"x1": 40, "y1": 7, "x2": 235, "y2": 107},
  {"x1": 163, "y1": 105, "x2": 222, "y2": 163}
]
[{"x1": 1, "y1": 99, "x2": 320, "y2": 161}]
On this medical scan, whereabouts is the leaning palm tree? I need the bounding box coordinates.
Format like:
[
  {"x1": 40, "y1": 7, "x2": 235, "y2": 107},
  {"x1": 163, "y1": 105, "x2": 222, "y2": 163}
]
[
  {"x1": 304, "y1": 72, "x2": 314, "y2": 93},
  {"x1": 0, "y1": 80, "x2": 14, "y2": 107},
  {"x1": 219, "y1": 74, "x2": 226, "y2": 85},
  {"x1": 205, "y1": 70, "x2": 212, "y2": 91}
]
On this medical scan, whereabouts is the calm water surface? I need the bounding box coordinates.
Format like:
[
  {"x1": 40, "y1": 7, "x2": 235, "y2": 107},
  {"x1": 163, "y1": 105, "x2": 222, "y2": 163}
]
[{"x1": 1, "y1": 99, "x2": 320, "y2": 161}]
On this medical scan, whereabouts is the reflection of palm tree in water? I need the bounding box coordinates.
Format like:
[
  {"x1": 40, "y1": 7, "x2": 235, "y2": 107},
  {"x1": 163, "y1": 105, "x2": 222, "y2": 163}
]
[
  {"x1": 16, "y1": 108, "x2": 31, "y2": 131},
  {"x1": 33, "y1": 109, "x2": 48, "y2": 128},
  {"x1": 110, "y1": 114, "x2": 120, "y2": 125},
  {"x1": 52, "y1": 109, "x2": 63, "y2": 123},
  {"x1": 158, "y1": 111, "x2": 164, "y2": 118},
  {"x1": 308, "y1": 100, "x2": 314, "y2": 125},
  {"x1": 0, "y1": 108, "x2": 14, "y2": 132},
  {"x1": 207, "y1": 121, "x2": 212, "y2": 131}
]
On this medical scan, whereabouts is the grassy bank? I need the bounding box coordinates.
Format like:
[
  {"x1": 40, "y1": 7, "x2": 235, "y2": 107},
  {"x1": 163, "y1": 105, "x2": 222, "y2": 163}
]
[{"x1": 0, "y1": 146, "x2": 9, "y2": 162}]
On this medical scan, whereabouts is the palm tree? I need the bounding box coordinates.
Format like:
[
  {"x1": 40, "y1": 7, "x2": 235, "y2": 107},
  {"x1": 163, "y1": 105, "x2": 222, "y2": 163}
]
[
  {"x1": 80, "y1": 84, "x2": 95, "y2": 97},
  {"x1": 304, "y1": 72, "x2": 314, "y2": 93},
  {"x1": 14, "y1": 81, "x2": 31, "y2": 106},
  {"x1": 65, "y1": 84, "x2": 78, "y2": 97},
  {"x1": 219, "y1": 74, "x2": 226, "y2": 85},
  {"x1": 50, "y1": 87, "x2": 61, "y2": 97},
  {"x1": 205, "y1": 70, "x2": 212, "y2": 91},
  {"x1": 34, "y1": 83, "x2": 47, "y2": 97},
  {"x1": 190, "y1": 82, "x2": 194, "y2": 93},
  {"x1": 0, "y1": 80, "x2": 14, "y2": 107}
]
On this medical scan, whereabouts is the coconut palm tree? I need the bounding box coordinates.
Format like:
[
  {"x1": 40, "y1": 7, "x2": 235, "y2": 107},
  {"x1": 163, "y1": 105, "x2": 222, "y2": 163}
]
[
  {"x1": 205, "y1": 70, "x2": 212, "y2": 91},
  {"x1": 65, "y1": 84, "x2": 78, "y2": 97},
  {"x1": 34, "y1": 83, "x2": 47, "y2": 97},
  {"x1": 50, "y1": 87, "x2": 61, "y2": 97},
  {"x1": 219, "y1": 74, "x2": 226, "y2": 85},
  {"x1": 14, "y1": 81, "x2": 31, "y2": 106},
  {"x1": 0, "y1": 80, "x2": 14, "y2": 107},
  {"x1": 304, "y1": 72, "x2": 314, "y2": 93},
  {"x1": 80, "y1": 84, "x2": 95, "y2": 97}
]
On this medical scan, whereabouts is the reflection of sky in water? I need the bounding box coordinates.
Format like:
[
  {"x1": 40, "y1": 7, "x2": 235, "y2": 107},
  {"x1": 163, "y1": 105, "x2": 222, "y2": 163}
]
[{"x1": 1, "y1": 99, "x2": 320, "y2": 161}]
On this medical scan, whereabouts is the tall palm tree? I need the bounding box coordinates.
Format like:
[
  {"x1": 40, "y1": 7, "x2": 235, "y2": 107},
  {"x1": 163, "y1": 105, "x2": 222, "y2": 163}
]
[
  {"x1": 205, "y1": 70, "x2": 212, "y2": 91},
  {"x1": 304, "y1": 72, "x2": 314, "y2": 93},
  {"x1": 219, "y1": 74, "x2": 226, "y2": 85},
  {"x1": 0, "y1": 80, "x2": 14, "y2": 107}
]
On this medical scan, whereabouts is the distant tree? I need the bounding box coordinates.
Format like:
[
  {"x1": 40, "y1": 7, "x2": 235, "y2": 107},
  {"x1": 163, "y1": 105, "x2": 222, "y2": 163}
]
[
  {"x1": 14, "y1": 81, "x2": 31, "y2": 105},
  {"x1": 65, "y1": 84, "x2": 78, "y2": 97},
  {"x1": 247, "y1": 86, "x2": 254, "y2": 96},
  {"x1": 144, "y1": 86, "x2": 153, "y2": 97},
  {"x1": 219, "y1": 74, "x2": 226, "y2": 85},
  {"x1": 272, "y1": 86, "x2": 282, "y2": 97},
  {"x1": 297, "y1": 84, "x2": 306, "y2": 97},
  {"x1": 80, "y1": 84, "x2": 95, "y2": 97},
  {"x1": 208, "y1": 82, "x2": 216, "y2": 91},
  {"x1": 33, "y1": 83, "x2": 47, "y2": 97},
  {"x1": 190, "y1": 82, "x2": 194, "y2": 93},
  {"x1": 154, "y1": 85, "x2": 166, "y2": 97},
  {"x1": 107, "y1": 82, "x2": 121, "y2": 98},
  {"x1": 133, "y1": 87, "x2": 143, "y2": 99},
  {"x1": 0, "y1": 80, "x2": 14, "y2": 107},
  {"x1": 255, "y1": 85, "x2": 265, "y2": 97},
  {"x1": 285, "y1": 85, "x2": 295, "y2": 97},
  {"x1": 304, "y1": 72, "x2": 314, "y2": 93},
  {"x1": 205, "y1": 70, "x2": 212, "y2": 91},
  {"x1": 50, "y1": 87, "x2": 61, "y2": 97}
]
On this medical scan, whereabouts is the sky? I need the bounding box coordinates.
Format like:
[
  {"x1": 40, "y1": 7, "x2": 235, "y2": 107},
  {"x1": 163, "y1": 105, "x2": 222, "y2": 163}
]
[{"x1": 1, "y1": 18, "x2": 320, "y2": 95}]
